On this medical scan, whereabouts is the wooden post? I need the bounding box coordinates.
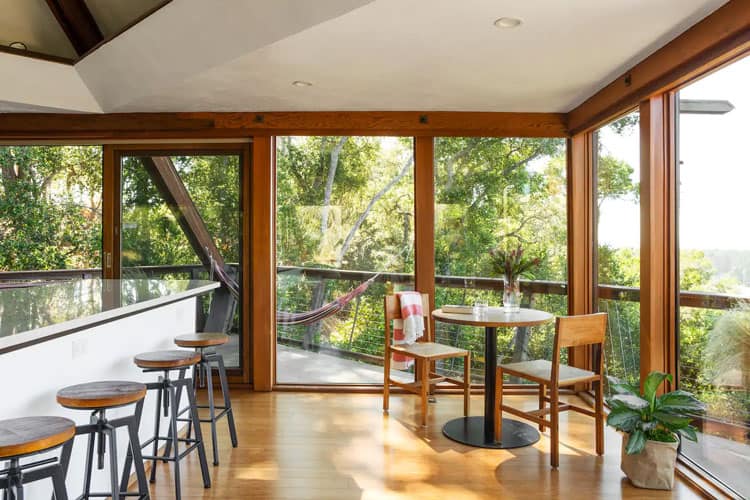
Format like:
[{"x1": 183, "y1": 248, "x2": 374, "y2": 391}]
[
  {"x1": 566, "y1": 133, "x2": 596, "y2": 374},
  {"x1": 639, "y1": 95, "x2": 678, "y2": 392},
  {"x1": 101, "y1": 145, "x2": 120, "y2": 279},
  {"x1": 251, "y1": 136, "x2": 276, "y2": 391},
  {"x1": 414, "y1": 137, "x2": 436, "y2": 332}
]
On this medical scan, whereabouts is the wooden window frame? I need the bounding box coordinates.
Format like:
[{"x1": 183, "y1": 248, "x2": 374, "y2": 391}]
[{"x1": 104, "y1": 142, "x2": 253, "y2": 385}]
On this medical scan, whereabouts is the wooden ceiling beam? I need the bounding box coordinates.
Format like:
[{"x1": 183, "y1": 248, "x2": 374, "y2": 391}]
[
  {"x1": 566, "y1": 0, "x2": 750, "y2": 135},
  {"x1": 0, "y1": 111, "x2": 568, "y2": 140},
  {"x1": 45, "y1": 0, "x2": 104, "y2": 57}
]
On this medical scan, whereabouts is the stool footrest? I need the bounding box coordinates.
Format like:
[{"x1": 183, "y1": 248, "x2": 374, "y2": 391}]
[
  {"x1": 142, "y1": 441, "x2": 200, "y2": 462},
  {"x1": 175, "y1": 407, "x2": 231, "y2": 423},
  {"x1": 75, "y1": 493, "x2": 148, "y2": 499}
]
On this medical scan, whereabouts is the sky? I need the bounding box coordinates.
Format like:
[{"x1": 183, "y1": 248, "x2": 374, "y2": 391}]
[{"x1": 597, "y1": 54, "x2": 750, "y2": 251}]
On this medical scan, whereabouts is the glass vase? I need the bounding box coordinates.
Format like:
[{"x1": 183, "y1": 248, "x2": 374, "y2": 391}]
[{"x1": 503, "y1": 276, "x2": 521, "y2": 313}]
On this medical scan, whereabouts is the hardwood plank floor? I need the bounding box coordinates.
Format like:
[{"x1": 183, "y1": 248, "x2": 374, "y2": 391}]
[{"x1": 148, "y1": 391, "x2": 704, "y2": 499}]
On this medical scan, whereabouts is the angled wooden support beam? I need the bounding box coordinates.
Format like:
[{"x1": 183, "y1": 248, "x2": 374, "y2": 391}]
[
  {"x1": 45, "y1": 0, "x2": 103, "y2": 57},
  {"x1": 139, "y1": 156, "x2": 227, "y2": 276}
]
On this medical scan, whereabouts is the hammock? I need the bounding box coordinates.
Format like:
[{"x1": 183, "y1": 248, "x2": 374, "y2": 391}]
[
  {"x1": 276, "y1": 273, "x2": 379, "y2": 326},
  {"x1": 210, "y1": 259, "x2": 380, "y2": 327}
]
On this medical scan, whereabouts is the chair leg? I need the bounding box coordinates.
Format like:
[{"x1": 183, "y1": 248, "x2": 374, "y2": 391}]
[
  {"x1": 168, "y1": 385, "x2": 182, "y2": 500},
  {"x1": 420, "y1": 359, "x2": 429, "y2": 427},
  {"x1": 538, "y1": 384, "x2": 546, "y2": 431},
  {"x1": 595, "y1": 379, "x2": 604, "y2": 456},
  {"x1": 383, "y1": 347, "x2": 391, "y2": 412},
  {"x1": 463, "y1": 353, "x2": 471, "y2": 417},
  {"x1": 50, "y1": 464, "x2": 68, "y2": 500},
  {"x1": 494, "y1": 368, "x2": 503, "y2": 442},
  {"x1": 550, "y1": 384, "x2": 560, "y2": 468},
  {"x1": 215, "y1": 354, "x2": 238, "y2": 448},
  {"x1": 107, "y1": 427, "x2": 120, "y2": 500},
  {"x1": 204, "y1": 360, "x2": 220, "y2": 466}
]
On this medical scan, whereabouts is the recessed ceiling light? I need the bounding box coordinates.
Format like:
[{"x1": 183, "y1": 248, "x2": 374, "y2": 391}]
[
  {"x1": 292, "y1": 80, "x2": 313, "y2": 87},
  {"x1": 494, "y1": 17, "x2": 522, "y2": 29}
]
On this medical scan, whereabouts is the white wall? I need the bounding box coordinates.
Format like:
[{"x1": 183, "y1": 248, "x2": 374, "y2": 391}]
[{"x1": 0, "y1": 298, "x2": 196, "y2": 499}]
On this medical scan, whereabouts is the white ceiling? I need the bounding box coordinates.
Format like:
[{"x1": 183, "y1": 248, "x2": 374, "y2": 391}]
[{"x1": 0, "y1": 0, "x2": 732, "y2": 114}]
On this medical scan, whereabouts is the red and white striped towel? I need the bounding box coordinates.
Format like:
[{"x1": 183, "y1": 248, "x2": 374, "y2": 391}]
[{"x1": 391, "y1": 291, "x2": 425, "y2": 370}]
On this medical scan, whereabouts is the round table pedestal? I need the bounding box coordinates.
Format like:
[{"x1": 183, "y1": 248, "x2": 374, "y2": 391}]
[{"x1": 442, "y1": 416, "x2": 540, "y2": 449}]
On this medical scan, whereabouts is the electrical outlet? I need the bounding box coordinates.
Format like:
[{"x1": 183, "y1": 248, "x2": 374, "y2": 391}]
[{"x1": 72, "y1": 338, "x2": 88, "y2": 359}]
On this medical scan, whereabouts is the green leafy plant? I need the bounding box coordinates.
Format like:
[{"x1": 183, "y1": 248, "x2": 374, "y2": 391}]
[{"x1": 606, "y1": 371, "x2": 705, "y2": 455}]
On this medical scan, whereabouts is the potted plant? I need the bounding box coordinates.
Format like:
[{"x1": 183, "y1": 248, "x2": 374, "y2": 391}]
[
  {"x1": 606, "y1": 371, "x2": 705, "y2": 490},
  {"x1": 489, "y1": 244, "x2": 541, "y2": 313}
]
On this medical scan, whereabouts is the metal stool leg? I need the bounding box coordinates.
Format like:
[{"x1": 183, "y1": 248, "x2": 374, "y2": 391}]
[
  {"x1": 149, "y1": 381, "x2": 163, "y2": 484},
  {"x1": 184, "y1": 379, "x2": 211, "y2": 488},
  {"x1": 167, "y1": 384, "x2": 182, "y2": 500},
  {"x1": 50, "y1": 464, "x2": 67, "y2": 500},
  {"x1": 106, "y1": 427, "x2": 120, "y2": 500},
  {"x1": 204, "y1": 360, "x2": 219, "y2": 466},
  {"x1": 216, "y1": 355, "x2": 238, "y2": 447},
  {"x1": 81, "y1": 425, "x2": 96, "y2": 497},
  {"x1": 163, "y1": 368, "x2": 187, "y2": 460}
]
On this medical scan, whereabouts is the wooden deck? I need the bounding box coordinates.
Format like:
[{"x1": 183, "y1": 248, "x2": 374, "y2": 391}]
[{"x1": 147, "y1": 391, "x2": 704, "y2": 499}]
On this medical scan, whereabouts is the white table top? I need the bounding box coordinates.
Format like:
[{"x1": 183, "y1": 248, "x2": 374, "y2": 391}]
[{"x1": 432, "y1": 307, "x2": 554, "y2": 328}]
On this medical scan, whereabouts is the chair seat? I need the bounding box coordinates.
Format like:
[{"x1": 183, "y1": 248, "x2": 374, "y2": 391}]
[
  {"x1": 0, "y1": 417, "x2": 75, "y2": 459},
  {"x1": 174, "y1": 332, "x2": 229, "y2": 348},
  {"x1": 500, "y1": 359, "x2": 597, "y2": 386},
  {"x1": 392, "y1": 341, "x2": 468, "y2": 359},
  {"x1": 57, "y1": 380, "x2": 147, "y2": 409},
  {"x1": 134, "y1": 349, "x2": 202, "y2": 369}
]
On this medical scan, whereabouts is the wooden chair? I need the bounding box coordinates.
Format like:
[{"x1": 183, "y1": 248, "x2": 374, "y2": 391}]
[
  {"x1": 383, "y1": 293, "x2": 471, "y2": 426},
  {"x1": 494, "y1": 312, "x2": 607, "y2": 467}
]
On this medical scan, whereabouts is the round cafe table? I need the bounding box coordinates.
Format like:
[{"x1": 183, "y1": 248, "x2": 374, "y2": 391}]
[{"x1": 432, "y1": 307, "x2": 554, "y2": 449}]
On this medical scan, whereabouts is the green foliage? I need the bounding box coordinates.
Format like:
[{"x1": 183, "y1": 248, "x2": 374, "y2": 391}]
[
  {"x1": 0, "y1": 146, "x2": 102, "y2": 271},
  {"x1": 606, "y1": 372, "x2": 705, "y2": 455}
]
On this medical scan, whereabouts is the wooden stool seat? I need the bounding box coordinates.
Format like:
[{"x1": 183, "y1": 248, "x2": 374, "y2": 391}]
[
  {"x1": 134, "y1": 350, "x2": 201, "y2": 369},
  {"x1": 0, "y1": 416, "x2": 75, "y2": 459},
  {"x1": 57, "y1": 381, "x2": 147, "y2": 409},
  {"x1": 174, "y1": 333, "x2": 229, "y2": 348}
]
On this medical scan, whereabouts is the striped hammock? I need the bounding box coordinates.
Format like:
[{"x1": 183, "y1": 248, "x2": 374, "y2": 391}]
[
  {"x1": 276, "y1": 274, "x2": 379, "y2": 326},
  {"x1": 211, "y1": 261, "x2": 380, "y2": 327}
]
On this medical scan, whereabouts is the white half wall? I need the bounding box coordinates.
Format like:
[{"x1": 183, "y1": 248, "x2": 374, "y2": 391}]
[{"x1": 0, "y1": 298, "x2": 196, "y2": 498}]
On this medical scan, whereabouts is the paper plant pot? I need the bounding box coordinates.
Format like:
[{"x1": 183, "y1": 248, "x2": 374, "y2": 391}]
[{"x1": 621, "y1": 434, "x2": 679, "y2": 490}]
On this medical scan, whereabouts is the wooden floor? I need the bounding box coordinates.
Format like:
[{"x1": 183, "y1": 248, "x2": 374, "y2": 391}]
[{"x1": 148, "y1": 391, "x2": 704, "y2": 499}]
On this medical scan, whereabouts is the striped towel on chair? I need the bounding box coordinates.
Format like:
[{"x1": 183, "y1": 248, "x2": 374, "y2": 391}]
[{"x1": 391, "y1": 291, "x2": 425, "y2": 370}]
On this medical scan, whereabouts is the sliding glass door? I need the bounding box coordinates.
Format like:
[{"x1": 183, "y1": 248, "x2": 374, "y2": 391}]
[
  {"x1": 676, "y1": 55, "x2": 749, "y2": 498},
  {"x1": 118, "y1": 148, "x2": 246, "y2": 374},
  {"x1": 275, "y1": 136, "x2": 415, "y2": 384}
]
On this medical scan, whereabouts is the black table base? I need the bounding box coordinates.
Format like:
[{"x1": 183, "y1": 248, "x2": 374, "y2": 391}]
[{"x1": 442, "y1": 416, "x2": 540, "y2": 449}]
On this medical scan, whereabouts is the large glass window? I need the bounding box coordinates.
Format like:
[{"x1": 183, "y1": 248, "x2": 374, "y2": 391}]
[
  {"x1": 275, "y1": 136, "x2": 414, "y2": 384},
  {"x1": 0, "y1": 145, "x2": 102, "y2": 273},
  {"x1": 676, "y1": 56, "x2": 750, "y2": 498},
  {"x1": 433, "y1": 137, "x2": 567, "y2": 384},
  {"x1": 595, "y1": 112, "x2": 641, "y2": 387},
  {"x1": 121, "y1": 152, "x2": 243, "y2": 370}
]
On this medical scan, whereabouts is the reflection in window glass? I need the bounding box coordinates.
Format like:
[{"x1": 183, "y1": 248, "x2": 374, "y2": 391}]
[
  {"x1": 275, "y1": 137, "x2": 415, "y2": 384},
  {"x1": 433, "y1": 137, "x2": 567, "y2": 383},
  {"x1": 677, "y1": 56, "x2": 750, "y2": 498},
  {"x1": 595, "y1": 113, "x2": 641, "y2": 387}
]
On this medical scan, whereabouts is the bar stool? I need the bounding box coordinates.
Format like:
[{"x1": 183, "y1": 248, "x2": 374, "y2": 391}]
[
  {"x1": 131, "y1": 350, "x2": 210, "y2": 500},
  {"x1": 0, "y1": 416, "x2": 74, "y2": 500},
  {"x1": 167, "y1": 333, "x2": 238, "y2": 466},
  {"x1": 56, "y1": 381, "x2": 149, "y2": 500}
]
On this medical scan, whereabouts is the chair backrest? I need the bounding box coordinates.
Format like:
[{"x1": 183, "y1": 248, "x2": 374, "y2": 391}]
[
  {"x1": 384, "y1": 293, "x2": 432, "y2": 348},
  {"x1": 552, "y1": 312, "x2": 608, "y2": 375}
]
